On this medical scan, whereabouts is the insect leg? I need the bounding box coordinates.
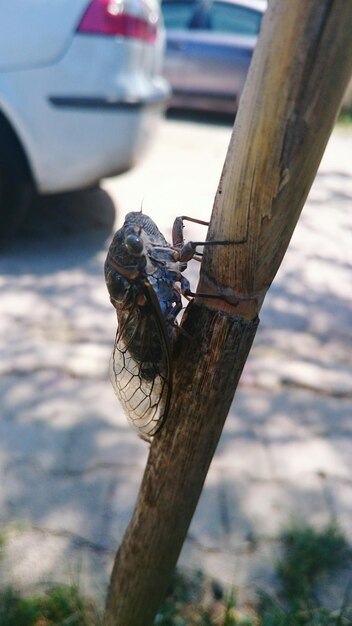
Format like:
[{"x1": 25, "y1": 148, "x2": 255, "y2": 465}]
[
  {"x1": 172, "y1": 215, "x2": 209, "y2": 246},
  {"x1": 178, "y1": 274, "x2": 240, "y2": 306},
  {"x1": 192, "y1": 253, "x2": 203, "y2": 262},
  {"x1": 178, "y1": 238, "x2": 246, "y2": 263},
  {"x1": 179, "y1": 277, "x2": 225, "y2": 302},
  {"x1": 172, "y1": 214, "x2": 247, "y2": 263}
]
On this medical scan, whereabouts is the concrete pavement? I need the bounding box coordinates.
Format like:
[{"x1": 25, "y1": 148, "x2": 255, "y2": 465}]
[{"x1": 0, "y1": 115, "x2": 351, "y2": 605}]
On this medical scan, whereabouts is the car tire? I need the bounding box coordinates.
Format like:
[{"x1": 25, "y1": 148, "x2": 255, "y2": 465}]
[{"x1": 0, "y1": 114, "x2": 33, "y2": 243}]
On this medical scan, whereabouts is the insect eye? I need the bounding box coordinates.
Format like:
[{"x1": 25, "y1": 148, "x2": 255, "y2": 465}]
[
  {"x1": 125, "y1": 233, "x2": 143, "y2": 255},
  {"x1": 107, "y1": 273, "x2": 130, "y2": 303}
]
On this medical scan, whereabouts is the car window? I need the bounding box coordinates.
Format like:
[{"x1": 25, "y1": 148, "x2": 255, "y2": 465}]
[
  {"x1": 209, "y1": 2, "x2": 262, "y2": 35},
  {"x1": 162, "y1": 1, "x2": 198, "y2": 29}
]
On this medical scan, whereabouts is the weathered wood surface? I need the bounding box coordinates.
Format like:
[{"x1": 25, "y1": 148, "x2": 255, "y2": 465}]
[{"x1": 104, "y1": 1, "x2": 352, "y2": 624}]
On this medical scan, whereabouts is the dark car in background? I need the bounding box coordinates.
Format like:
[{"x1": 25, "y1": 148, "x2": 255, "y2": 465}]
[{"x1": 161, "y1": 0, "x2": 267, "y2": 113}]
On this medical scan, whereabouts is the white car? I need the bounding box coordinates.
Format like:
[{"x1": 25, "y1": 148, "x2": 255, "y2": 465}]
[{"x1": 0, "y1": 0, "x2": 169, "y2": 237}]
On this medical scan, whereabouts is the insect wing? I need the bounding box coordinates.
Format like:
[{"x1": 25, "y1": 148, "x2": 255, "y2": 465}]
[{"x1": 110, "y1": 281, "x2": 172, "y2": 441}]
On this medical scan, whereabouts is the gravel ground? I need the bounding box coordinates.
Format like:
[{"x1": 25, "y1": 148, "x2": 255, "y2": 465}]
[{"x1": 0, "y1": 113, "x2": 351, "y2": 605}]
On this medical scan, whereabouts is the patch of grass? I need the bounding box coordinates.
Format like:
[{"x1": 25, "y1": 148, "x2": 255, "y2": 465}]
[
  {"x1": 0, "y1": 587, "x2": 39, "y2": 626},
  {"x1": 259, "y1": 597, "x2": 352, "y2": 626},
  {"x1": 0, "y1": 522, "x2": 351, "y2": 625},
  {"x1": 258, "y1": 522, "x2": 352, "y2": 626},
  {"x1": 155, "y1": 573, "x2": 256, "y2": 626},
  {"x1": 0, "y1": 534, "x2": 5, "y2": 553},
  {"x1": 337, "y1": 110, "x2": 352, "y2": 126},
  {"x1": 0, "y1": 584, "x2": 101, "y2": 626},
  {"x1": 277, "y1": 522, "x2": 351, "y2": 602},
  {"x1": 156, "y1": 523, "x2": 352, "y2": 626}
]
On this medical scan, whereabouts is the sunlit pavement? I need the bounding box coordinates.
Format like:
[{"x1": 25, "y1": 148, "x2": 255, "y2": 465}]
[{"x1": 0, "y1": 113, "x2": 351, "y2": 604}]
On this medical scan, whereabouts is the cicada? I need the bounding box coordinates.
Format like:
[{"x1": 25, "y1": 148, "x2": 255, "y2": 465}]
[{"x1": 105, "y1": 211, "x2": 234, "y2": 441}]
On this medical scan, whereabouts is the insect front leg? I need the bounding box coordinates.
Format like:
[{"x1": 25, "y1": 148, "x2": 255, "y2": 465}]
[
  {"x1": 178, "y1": 238, "x2": 246, "y2": 264},
  {"x1": 172, "y1": 215, "x2": 209, "y2": 247},
  {"x1": 172, "y1": 215, "x2": 246, "y2": 263}
]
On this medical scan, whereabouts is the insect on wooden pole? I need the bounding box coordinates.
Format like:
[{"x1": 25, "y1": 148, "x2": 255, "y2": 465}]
[{"x1": 104, "y1": 2, "x2": 352, "y2": 625}]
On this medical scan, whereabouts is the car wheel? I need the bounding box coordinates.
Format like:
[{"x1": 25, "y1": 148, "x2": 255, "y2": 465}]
[{"x1": 0, "y1": 117, "x2": 33, "y2": 243}]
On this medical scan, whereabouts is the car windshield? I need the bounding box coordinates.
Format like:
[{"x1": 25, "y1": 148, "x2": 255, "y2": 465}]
[
  {"x1": 162, "y1": 0, "x2": 263, "y2": 35},
  {"x1": 209, "y1": 2, "x2": 262, "y2": 35},
  {"x1": 162, "y1": 1, "x2": 198, "y2": 29}
]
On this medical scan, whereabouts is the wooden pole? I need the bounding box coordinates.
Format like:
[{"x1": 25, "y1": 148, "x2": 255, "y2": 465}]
[{"x1": 104, "y1": 1, "x2": 352, "y2": 624}]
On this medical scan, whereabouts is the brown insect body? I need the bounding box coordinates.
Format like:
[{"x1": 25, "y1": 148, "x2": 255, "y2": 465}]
[{"x1": 105, "y1": 212, "x2": 187, "y2": 441}]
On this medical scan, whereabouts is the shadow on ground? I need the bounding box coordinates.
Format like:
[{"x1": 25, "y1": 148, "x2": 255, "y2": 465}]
[{"x1": 2, "y1": 186, "x2": 117, "y2": 272}]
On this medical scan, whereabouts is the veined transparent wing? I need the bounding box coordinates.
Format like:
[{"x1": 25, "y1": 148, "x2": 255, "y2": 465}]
[{"x1": 110, "y1": 281, "x2": 172, "y2": 441}]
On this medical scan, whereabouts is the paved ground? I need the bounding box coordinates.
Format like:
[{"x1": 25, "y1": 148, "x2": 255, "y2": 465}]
[{"x1": 0, "y1": 113, "x2": 351, "y2": 606}]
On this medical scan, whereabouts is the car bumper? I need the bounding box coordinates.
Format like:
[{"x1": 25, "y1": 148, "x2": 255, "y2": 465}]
[
  {"x1": 41, "y1": 86, "x2": 169, "y2": 193},
  {"x1": 35, "y1": 82, "x2": 169, "y2": 192},
  {"x1": 168, "y1": 90, "x2": 238, "y2": 114}
]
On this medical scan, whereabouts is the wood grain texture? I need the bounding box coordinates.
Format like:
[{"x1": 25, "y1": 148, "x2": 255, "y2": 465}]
[{"x1": 104, "y1": 1, "x2": 352, "y2": 624}]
